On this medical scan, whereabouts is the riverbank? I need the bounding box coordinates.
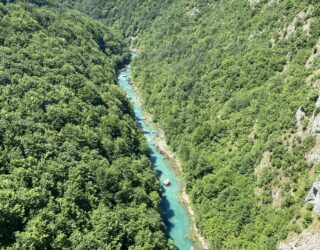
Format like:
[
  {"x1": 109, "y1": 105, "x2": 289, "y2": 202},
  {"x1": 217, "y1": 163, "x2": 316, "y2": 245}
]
[
  {"x1": 118, "y1": 65, "x2": 193, "y2": 249},
  {"x1": 129, "y1": 77, "x2": 209, "y2": 250}
]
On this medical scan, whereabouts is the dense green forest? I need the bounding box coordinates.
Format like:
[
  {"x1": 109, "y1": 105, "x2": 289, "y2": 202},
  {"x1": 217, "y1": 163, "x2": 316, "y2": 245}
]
[
  {"x1": 3, "y1": 0, "x2": 320, "y2": 249},
  {"x1": 134, "y1": 1, "x2": 320, "y2": 249},
  {"x1": 60, "y1": 0, "x2": 173, "y2": 37},
  {"x1": 133, "y1": 1, "x2": 320, "y2": 249},
  {"x1": 61, "y1": 0, "x2": 320, "y2": 249},
  {"x1": 0, "y1": 2, "x2": 173, "y2": 249}
]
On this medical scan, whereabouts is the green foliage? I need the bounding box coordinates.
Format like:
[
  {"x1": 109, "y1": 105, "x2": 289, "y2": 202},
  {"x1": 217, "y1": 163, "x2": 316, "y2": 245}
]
[
  {"x1": 303, "y1": 211, "x2": 313, "y2": 228},
  {"x1": 306, "y1": 203, "x2": 314, "y2": 211},
  {"x1": 3, "y1": 0, "x2": 320, "y2": 249},
  {"x1": 60, "y1": 0, "x2": 173, "y2": 37},
  {"x1": 106, "y1": 0, "x2": 320, "y2": 248},
  {"x1": 0, "y1": 2, "x2": 170, "y2": 249}
]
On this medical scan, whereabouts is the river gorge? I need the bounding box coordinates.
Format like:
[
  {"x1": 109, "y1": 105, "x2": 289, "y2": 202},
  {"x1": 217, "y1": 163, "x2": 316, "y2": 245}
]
[{"x1": 117, "y1": 61, "x2": 195, "y2": 250}]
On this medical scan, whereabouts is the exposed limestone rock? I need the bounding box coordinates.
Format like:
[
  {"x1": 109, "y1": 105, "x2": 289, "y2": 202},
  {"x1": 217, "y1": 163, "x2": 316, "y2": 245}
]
[
  {"x1": 248, "y1": 124, "x2": 258, "y2": 141},
  {"x1": 306, "y1": 111, "x2": 320, "y2": 162},
  {"x1": 248, "y1": 0, "x2": 261, "y2": 8},
  {"x1": 254, "y1": 186, "x2": 263, "y2": 196},
  {"x1": 271, "y1": 6, "x2": 313, "y2": 46},
  {"x1": 316, "y1": 96, "x2": 320, "y2": 108},
  {"x1": 305, "y1": 179, "x2": 320, "y2": 212},
  {"x1": 249, "y1": 30, "x2": 263, "y2": 41},
  {"x1": 295, "y1": 107, "x2": 305, "y2": 127},
  {"x1": 303, "y1": 18, "x2": 312, "y2": 35},
  {"x1": 279, "y1": 226, "x2": 320, "y2": 250},
  {"x1": 305, "y1": 180, "x2": 320, "y2": 203},
  {"x1": 306, "y1": 150, "x2": 320, "y2": 164},
  {"x1": 314, "y1": 79, "x2": 320, "y2": 91},
  {"x1": 305, "y1": 69, "x2": 320, "y2": 85},
  {"x1": 272, "y1": 187, "x2": 282, "y2": 209},
  {"x1": 311, "y1": 115, "x2": 320, "y2": 133},
  {"x1": 282, "y1": 60, "x2": 289, "y2": 72},
  {"x1": 306, "y1": 40, "x2": 320, "y2": 69},
  {"x1": 254, "y1": 151, "x2": 271, "y2": 178},
  {"x1": 186, "y1": 7, "x2": 200, "y2": 17},
  {"x1": 306, "y1": 136, "x2": 320, "y2": 164},
  {"x1": 268, "y1": 0, "x2": 280, "y2": 6},
  {"x1": 249, "y1": 0, "x2": 280, "y2": 8},
  {"x1": 314, "y1": 192, "x2": 320, "y2": 212},
  {"x1": 283, "y1": 7, "x2": 312, "y2": 39}
]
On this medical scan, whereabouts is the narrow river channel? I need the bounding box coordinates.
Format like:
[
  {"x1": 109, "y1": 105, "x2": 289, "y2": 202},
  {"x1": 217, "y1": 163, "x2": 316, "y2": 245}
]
[{"x1": 117, "y1": 62, "x2": 194, "y2": 250}]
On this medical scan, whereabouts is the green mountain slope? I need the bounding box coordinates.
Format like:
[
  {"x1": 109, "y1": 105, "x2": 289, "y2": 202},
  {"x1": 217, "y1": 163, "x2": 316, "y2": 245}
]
[
  {"x1": 131, "y1": 0, "x2": 320, "y2": 249},
  {"x1": 59, "y1": 0, "x2": 173, "y2": 37},
  {"x1": 0, "y1": 2, "x2": 172, "y2": 249}
]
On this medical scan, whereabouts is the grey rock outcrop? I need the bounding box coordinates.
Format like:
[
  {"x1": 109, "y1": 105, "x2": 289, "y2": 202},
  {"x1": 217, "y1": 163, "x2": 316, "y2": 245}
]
[
  {"x1": 279, "y1": 227, "x2": 320, "y2": 250},
  {"x1": 316, "y1": 96, "x2": 320, "y2": 108},
  {"x1": 295, "y1": 107, "x2": 305, "y2": 127},
  {"x1": 305, "y1": 179, "x2": 320, "y2": 212},
  {"x1": 306, "y1": 150, "x2": 320, "y2": 163},
  {"x1": 311, "y1": 115, "x2": 320, "y2": 133}
]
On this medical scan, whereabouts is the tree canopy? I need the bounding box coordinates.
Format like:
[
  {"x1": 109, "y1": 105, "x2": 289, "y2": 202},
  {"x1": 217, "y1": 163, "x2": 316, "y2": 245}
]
[
  {"x1": 68, "y1": 0, "x2": 320, "y2": 248},
  {"x1": 2, "y1": 0, "x2": 320, "y2": 249},
  {"x1": 0, "y1": 2, "x2": 172, "y2": 249}
]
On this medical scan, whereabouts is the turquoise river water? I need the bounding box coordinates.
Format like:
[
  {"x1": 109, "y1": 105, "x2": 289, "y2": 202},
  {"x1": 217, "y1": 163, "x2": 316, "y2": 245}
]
[{"x1": 117, "y1": 63, "x2": 194, "y2": 250}]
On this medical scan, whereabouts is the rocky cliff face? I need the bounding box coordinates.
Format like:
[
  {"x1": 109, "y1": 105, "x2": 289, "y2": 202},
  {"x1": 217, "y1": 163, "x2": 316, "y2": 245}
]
[{"x1": 279, "y1": 226, "x2": 320, "y2": 250}]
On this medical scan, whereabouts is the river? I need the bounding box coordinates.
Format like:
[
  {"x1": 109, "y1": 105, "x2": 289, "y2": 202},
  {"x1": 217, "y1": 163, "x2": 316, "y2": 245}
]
[{"x1": 117, "y1": 62, "x2": 195, "y2": 250}]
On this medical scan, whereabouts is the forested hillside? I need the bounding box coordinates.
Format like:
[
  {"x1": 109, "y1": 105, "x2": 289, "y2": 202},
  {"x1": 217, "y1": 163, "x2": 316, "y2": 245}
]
[
  {"x1": 132, "y1": 0, "x2": 320, "y2": 249},
  {"x1": 64, "y1": 0, "x2": 320, "y2": 248},
  {"x1": 0, "y1": 2, "x2": 172, "y2": 249},
  {"x1": 60, "y1": 0, "x2": 173, "y2": 37}
]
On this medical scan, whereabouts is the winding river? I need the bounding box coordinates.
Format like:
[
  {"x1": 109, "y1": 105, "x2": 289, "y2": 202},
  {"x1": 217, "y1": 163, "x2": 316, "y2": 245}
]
[{"x1": 117, "y1": 62, "x2": 194, "y2": 250}]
